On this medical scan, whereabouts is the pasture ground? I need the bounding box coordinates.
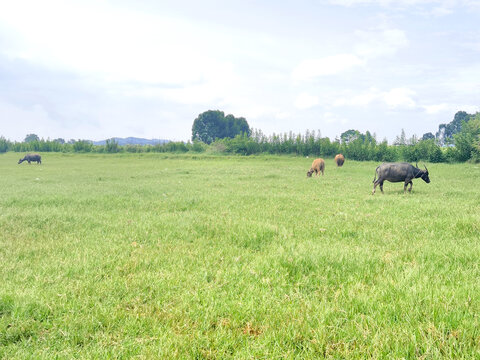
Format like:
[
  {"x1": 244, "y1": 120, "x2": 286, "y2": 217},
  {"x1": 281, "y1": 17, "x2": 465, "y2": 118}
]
[{"x1": 1, "y1": 152, "x2": 480, "y2": 358}]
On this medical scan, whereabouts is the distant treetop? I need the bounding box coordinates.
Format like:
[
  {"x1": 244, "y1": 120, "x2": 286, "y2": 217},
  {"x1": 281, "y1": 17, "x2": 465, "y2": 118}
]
[
  {"x1": 24, "y1": 134, "x2": 40, "y2": 143},
  {"x1": 192, "y1": 110, "x2": 251, "y2": 144},
  {"x1": 436, "y1": 111, "x2": 476, "y2": 145}
]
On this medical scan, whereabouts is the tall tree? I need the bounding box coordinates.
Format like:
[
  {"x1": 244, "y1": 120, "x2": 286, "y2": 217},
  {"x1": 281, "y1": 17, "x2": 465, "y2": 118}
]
[
  {"x1": 192, "y1": 110, "x2": 250, "y2": 144},
  {"x1": 436, "y1": 111, "x2": 473, "y2": 145},
  {"x1": 0, "y1": 136, "x2": 9, "y2": 153},
  {"x1": 394, "y1": 129, "x2": 407, "y2": 146},
  {"x1": 422, "y1": 132, "x2": 435, "y2": 141},
  {"x1": 454, "y1": 113, "x2": 480, "y2": 161},
  {"x1": 340, "y1": 129, "x2": 361, "y2": 145},
  {"x1": 24, "y1": 134, "x2": 39, "y2": 143}
]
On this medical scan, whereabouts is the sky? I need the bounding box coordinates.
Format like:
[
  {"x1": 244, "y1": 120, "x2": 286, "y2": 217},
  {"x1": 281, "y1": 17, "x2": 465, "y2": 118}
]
[{"x1": 0, "y1": 0, "x2": 479, "y2": 143}]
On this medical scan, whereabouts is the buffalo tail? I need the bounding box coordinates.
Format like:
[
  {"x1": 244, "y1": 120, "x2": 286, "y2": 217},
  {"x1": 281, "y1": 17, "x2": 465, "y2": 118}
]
[{"x1": 373, "y1": 167, "x2": 379, "y2": 183}]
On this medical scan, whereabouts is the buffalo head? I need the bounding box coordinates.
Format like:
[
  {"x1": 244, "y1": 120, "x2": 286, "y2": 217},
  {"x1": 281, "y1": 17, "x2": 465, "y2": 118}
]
[{"x1": 421, "y1": 165, "x2": 430, "y2": 183}]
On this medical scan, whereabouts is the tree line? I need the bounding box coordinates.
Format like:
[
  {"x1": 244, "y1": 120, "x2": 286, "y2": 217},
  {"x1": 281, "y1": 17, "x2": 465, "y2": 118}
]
[{"x1": 1, "y1": 111, "x2": 479, "y2": 163}]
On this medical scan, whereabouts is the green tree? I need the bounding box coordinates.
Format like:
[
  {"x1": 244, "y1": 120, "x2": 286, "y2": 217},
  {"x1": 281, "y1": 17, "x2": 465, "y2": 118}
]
[
  {"x1": 422, "y1": 132, "x2": 435, "y2": 141},
  {"x1": 225, "y1": 114, "x2": 251, "y2": 138},
  {"x1": 105, "y1": 138, "x2": 120, "y2": 153},
  {"x1": 394, "y1": 129, "x2": 407, "y2": 146},
  {"x1": 24, "y1": 134, "x2": 40, "y2": 143},
  {"x1": 192, "y1": 110, "x2": 250, "y2": 144},
  {"x1": 340, "y1": 129, "x2": 362, "y2": 145},
  {"x1": 0, "y1": 136, "x2": 10, "y2": 153},
  {"x1": 73, "y1": 140, "x2": 93, "y2": 152},
  {"x1": 436, "y1": 111, "x2": 474, "y2": 145},
  {"x1": 454, "y1": 114, "x2": 480, "y2": 162}
]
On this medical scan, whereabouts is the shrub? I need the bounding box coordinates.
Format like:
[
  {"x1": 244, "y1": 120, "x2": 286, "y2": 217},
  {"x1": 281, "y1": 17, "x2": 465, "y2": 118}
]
[{"x1": 0, "y1": 137, "x2": 10, "y2": 153}]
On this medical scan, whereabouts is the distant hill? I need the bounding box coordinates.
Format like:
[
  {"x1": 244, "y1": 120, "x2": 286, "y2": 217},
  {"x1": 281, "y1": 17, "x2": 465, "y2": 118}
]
[{"x1": 92, "y1": 137, "x2": 170, "y2": 146}]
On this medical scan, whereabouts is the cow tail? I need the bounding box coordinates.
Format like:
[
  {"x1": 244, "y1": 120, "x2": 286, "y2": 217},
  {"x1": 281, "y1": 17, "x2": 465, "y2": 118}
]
[{"x1": 373, "y1": 166, "x2": 379, "y2": 183}]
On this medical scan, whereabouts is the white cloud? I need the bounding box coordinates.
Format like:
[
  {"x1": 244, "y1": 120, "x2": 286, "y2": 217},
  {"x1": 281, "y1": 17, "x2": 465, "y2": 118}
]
[
  {"x1": 325, "y1": 0, "x2": 480, "y2": 17},
  {"x1": 292, "y1": 27, "x2": 407, "y2": 83},
  {"x1": 383, "y1": 87, "x2": 416, "y2": 108},
  {"x1": 294, "y1": 92, "x2": 320, "y2": 109},
  {"x1": 125, "y1": 61, "x2": 239, "y2": 106},
  {"x1": 0, "y1": 0, "x2": 234, "y2": 87},
  {"x1": 334, "y1": 87, "x2": 416, "y2": 108},
  {"x1": 423, "y1": 103, "x2": 449, "y2": 114},
  {"x1": 323, "y1": 112, "x2": 349, "y2": 125},
  {"x1": 327, "y1": 0, "x2": 435, "y2": 5},
  {"x1": 431, "y1": 6, "x2": 454, "y2": 16},
  {"x1": 275, "y1": 112, "x2": 291, "y2": 120},
  {"x1": 0, "y1": 101, "x2": 99, "y2": 140},
  {"x1": 334, "y1": 88, "x2": 381, "y2": 107},
  {"x1": 326, "y1": 0, "x2": 472, "y2": 8},
  {"x1": 292, "y1": 54, "x2": 364, "y2": 82},
  {"x1": 354, "y1": 29, "x2": 408, "y2": 59},
  {"x1": 421, "y1": 103, "x2": 480, "y2": 116}
]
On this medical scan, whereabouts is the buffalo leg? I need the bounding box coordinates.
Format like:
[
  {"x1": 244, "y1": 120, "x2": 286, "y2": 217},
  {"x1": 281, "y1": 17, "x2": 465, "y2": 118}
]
[
  {"x1": 404, "y1": 179, "x2": 413, "y2": 193},
  {"x1": 408, "y1": 181, "x2": 413, "y2": 192},
  {"x1": 380, "y1": 181, "x2": 384, "y2": 193},
  {"x1": 372, "y1": 180, "x2": 381, "y2": 195}
]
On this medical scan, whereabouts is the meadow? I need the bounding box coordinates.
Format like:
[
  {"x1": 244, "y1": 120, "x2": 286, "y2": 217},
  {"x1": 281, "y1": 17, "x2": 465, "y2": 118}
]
[{"x1": 1, "y1": 152, "x2": 480, "y2": 359}]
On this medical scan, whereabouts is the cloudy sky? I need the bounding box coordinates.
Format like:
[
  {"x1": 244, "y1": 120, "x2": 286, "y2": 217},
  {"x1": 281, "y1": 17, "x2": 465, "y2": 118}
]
[{"x1": 1, "y1": 0, "x2": 479, "y2": 142}]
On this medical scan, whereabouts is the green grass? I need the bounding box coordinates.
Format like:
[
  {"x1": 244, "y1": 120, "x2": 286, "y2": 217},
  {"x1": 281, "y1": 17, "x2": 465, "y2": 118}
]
[{"x1": 1, "y1": 152, "x2": 480, "y2": 359}]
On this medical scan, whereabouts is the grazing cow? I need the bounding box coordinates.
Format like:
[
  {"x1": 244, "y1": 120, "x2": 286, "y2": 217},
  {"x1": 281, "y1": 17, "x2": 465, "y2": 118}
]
[
  {"x1": 307, "y1": 158, "x2": 325, "y2": 177},
  {"x1": 334, "y1": 154, "x2": 345, "y2": 167},
  {"x1": 18, "y1": 154, "x2": 42, "y2": 164},
  {"x1": 372, "y1": 162, "x2": 430, "y2": 194}
]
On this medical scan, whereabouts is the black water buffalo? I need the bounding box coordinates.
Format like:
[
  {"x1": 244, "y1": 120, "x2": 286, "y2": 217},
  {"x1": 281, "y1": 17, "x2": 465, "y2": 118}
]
[
  {"x1": 18, "y1": 154, "x2": 42, "y2": 164},
  {"x1": 372, "y1": 162, "x2": 430, "y2": 194}
]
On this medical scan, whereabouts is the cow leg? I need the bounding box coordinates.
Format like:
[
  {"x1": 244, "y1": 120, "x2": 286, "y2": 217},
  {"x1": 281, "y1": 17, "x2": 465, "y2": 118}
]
[
  {"x1": 372, "y1": 179, "x2": 381, "y2": 195},
  {"x1": 380, "y1": 181, "x2": 384, "y2": 193},
  {"x1": 408, "y1": 181, "x2": 413, "y2": 192}
]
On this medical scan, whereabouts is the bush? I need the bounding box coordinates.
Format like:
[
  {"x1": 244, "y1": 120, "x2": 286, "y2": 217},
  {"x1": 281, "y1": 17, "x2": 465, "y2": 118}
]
[
  {"x1": 105, "y1": 139, "x2": 120, "y2": 153},
  {"x1": 428, "y1": 146, "x2": 445, "y2": 163},
  {"x1": 73, "y1": 140, "x2": 93, "y2": 153},
  {"x1": 190, "y1": 140, "x2": 207, "y2": 153},
  {"x1": 0, "y1": 137, "x2": 10, "y2": 153},
  {"x1": 444, "y1": 147, "x2": 459, "y2": 162}
]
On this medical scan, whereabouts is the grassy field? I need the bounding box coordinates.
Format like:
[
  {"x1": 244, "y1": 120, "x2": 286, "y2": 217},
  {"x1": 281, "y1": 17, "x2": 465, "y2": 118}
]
[{"x1": 1, "y1": 152, "x2": 480, "y2": 359}]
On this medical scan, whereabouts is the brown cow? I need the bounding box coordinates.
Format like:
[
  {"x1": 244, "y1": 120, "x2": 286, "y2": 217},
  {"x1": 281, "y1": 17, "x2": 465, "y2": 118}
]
[
  {"x1": 334, "y1": 154, "x2": 345, "y2": 167},
  {"x1": 307, "y1": 158, "x2": 325, "y2": 177}
]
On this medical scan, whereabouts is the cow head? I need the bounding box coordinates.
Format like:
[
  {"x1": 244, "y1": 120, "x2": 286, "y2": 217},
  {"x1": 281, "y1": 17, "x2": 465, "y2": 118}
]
[
  {"x1": 18, "y1": 158, "x2": 24, "y2": 164},
  {"x1": 307, "y1": 169, "x2": 314, "y2": 177},
  {"x1": 421, "y1": 165, "x2": 430, "y2": 183}
]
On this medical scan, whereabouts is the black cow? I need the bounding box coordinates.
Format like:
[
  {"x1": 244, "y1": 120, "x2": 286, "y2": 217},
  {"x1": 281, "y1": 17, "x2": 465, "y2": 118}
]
[
  {"x1": 18, "y1": 154, "x2": 42, "y2": 164},
  {"x1": 372, "y1": 162, "x2": 430, "y2": 194}
]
